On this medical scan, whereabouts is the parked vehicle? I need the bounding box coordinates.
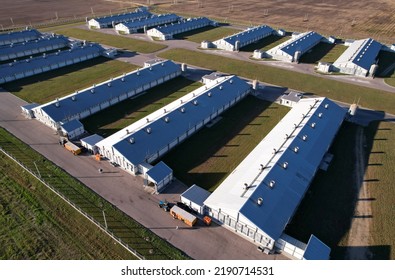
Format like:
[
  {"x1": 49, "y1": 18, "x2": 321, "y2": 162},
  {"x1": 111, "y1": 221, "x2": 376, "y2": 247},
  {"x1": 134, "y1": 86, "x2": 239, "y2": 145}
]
[
  {"x1": 64, "y1": 141, "x2": 81, "y2": 155},
  {"x1": 158, "y1": 200, "x2": 170, "y2": 212},
  {"x1": 170, "y1": 205, "x2": 197, "y2": 227}
]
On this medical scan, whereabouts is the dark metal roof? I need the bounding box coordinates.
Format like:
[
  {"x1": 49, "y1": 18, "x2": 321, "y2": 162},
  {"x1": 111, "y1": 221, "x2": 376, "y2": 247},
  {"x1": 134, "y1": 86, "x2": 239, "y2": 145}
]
[
  {"x1": 0, "y1": 29, "x2": 41, "y2": 46},
  {"x1": 36, "y1": 60, "x2": 181, "y2": 123},
  {"x1": 146, "y1": 161, "x2": 172, "y2": 184},
  {"x1": 303, "y1": 235, "x2": 331, "y2": 260}
]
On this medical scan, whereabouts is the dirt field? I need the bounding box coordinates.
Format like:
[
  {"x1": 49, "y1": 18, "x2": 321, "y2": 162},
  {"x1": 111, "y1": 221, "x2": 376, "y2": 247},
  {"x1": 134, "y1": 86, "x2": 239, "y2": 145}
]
[
  {"x1": 144, "y1": 0, "x2": 395, "y2": 43},
  {"x1": 0, "y1": 0, "x2": 134, "y2": 28}
]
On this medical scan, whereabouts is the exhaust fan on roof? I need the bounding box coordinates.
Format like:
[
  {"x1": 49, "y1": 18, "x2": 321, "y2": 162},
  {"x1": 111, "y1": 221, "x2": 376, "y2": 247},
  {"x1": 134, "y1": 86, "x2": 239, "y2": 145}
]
[{"x1": 257, "y1": 197, "x2": 263, "y2": 206}]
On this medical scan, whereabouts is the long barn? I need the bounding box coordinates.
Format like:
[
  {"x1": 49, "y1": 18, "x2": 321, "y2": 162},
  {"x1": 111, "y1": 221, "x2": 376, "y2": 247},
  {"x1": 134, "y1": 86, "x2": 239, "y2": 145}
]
[
  {"x1": 332, "y1": 38, "x2": 382, "y2": 77},
  {"x1": 88, "y1": 8, "x2": 151, "y2": 29},
  {"x1": 0, "y1": 43, "x2": 104, "y2": 84},
  {"x1": 204, "y1": 97, "x2": 346, "y2": 258},
  {"x1": 212, "y1": 25, "x2": 275, "y2": 51},
  {"x1": 146, "y1": 17, "x2": 216, "y2": 40},
  {"x1": 0, "y1": 34, "x2": 69, "y2": 62},
  {"x1": 96, "y1": 75, "x2": 251, "y2": 176},
  {"x1": 30, "y1": 60, "x2": 181, "y2": 132},
  {"x1": 0, "y1": 29, "x2": 41, "y2": 46},
  {"x1": 266, "y1": 31, "x2": 324, "y2": 62},
  {"x1": 115, "y1": 14, "x2": 181, "y2": 34}
]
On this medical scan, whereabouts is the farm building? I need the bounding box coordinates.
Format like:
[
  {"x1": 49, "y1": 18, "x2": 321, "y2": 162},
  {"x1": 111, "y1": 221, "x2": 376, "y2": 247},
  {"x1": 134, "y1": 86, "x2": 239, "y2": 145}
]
[
  {"x1": 212, "y1": 25, "x2": 275, "y2": 51},
  {"x1": 145, "y1": 161, "x2": 173, "y2": 193},
  {"x1": 181, "y1": 184, "x2": 211, "y2": 215},
  {"x1": 0, "y1": 43, "x2": 104, "y2": 85},
  {"x1": 0, "y1": 29, "x2": 41, "y2": 46},
  {"x1": 332, "y1": 38, "x2": 382, "y2": 77},
  {"x1": 60, "y1": 119, "x2": 85, "y2": 140},
  {"x1": 115, "y1": 14, "x2": 181, "y2": 34},
  {"x1": 80, "y1": 134, "x2": 104, "y2": 154},
  {"x1": 0, "y1": 34, "x2": 69, "y2": 62},
  {"x1": 280, "y1": 92, "x2": 302, "y2": 107},
  {"x1": 96, "y1": 75, "x2": 251, "y2": 177},
  {"x1": 266, "y1": 31, "x2": 324, "y2": 62},
  {"x1": 204, "y1": 97, "x2": 346, "y2": 258},
  {"x1": 88, "y1": 8, "x2": 151, "y2": 29},
  {"x1": 31, "y1": 60, "x2": 181, "y2": 130},
  {"x1": 146, "y1": 17, "x2": 216, "y2": 40}
]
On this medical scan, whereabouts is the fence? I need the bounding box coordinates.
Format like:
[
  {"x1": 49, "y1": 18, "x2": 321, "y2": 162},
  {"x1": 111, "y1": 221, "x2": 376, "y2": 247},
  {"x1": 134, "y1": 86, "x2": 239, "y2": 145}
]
[{"x1": 0, "y1": 146, "x2": 145, "y2": 259}]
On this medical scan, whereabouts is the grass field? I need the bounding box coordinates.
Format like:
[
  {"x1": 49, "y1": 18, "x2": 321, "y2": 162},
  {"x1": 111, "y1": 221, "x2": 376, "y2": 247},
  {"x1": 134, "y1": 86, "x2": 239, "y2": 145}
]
[
  {"x1": 55, "y1": 28, "x2": 166, "y2": 53},
  {"x1": 286, "y1": 120, "x2": 395, "y2": 260},
  {"x1": 299, "y1": 43, "x2": 348, "y2": 64},
  {"x1": 159, "y1": 48, "x2": 395, "y2": 114},
  {"x1": 0, "y1": 128, "x2": 188, "y2": 260},
  {"x1": 0, "y1": 153, "x2": 135, "y2": 260},
  {"x1": 83, "y1": 77, "x2": 202, "y2": 136},
  {"x1": 364, "y1": 121, "x2": 395, "y2": 259},
  {"x1": 160, "y1": 96, "x2": 289, "y2": 192},
  {"x1": 285, "y1": 122, "x2": 359, "y2": 259},
  {"x1": 376, "y1": 50, "x2": 395, "y2": 87},
  {"x1": 241, "y1": 35, "x2": 290, "y2": 52},
  {"x1": 2, "y1": 58, "x2": 137, "y2": 104},
  {"x1": 174, "y1": 26, "x2": 240, "y2": 43}
]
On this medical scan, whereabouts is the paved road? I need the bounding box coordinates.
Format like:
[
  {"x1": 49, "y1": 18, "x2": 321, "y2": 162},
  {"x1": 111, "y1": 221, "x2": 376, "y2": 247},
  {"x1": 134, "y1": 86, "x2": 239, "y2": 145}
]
[{"x1": 0, "y1": 88, "x2": 286, "y2": 260}]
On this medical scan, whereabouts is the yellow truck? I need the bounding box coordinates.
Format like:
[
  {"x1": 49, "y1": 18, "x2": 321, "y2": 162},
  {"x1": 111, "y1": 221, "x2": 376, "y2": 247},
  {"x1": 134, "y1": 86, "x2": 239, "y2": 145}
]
[
  {"x1": 170, "y1": 205, "x2": 197, "y2": 227},
  {"x1": 64, "y1": 141, "x2": 81, "y2": 155}
]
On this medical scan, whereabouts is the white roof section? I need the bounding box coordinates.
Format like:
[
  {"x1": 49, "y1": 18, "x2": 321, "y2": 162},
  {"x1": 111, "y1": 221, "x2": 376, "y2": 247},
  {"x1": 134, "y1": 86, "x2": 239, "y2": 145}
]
[
  {"x1": 333, "y1": 38, "x2": 382, "y2": 71},
  {"x1": 267, "y1": 31, "x2": 323, "y2": 57},
  {"x1": 97, "y1": 75, "x2": 251, "y2": 166},
  {"x1": 204, "y1": 97, "x2": 346, "y2": 241}
]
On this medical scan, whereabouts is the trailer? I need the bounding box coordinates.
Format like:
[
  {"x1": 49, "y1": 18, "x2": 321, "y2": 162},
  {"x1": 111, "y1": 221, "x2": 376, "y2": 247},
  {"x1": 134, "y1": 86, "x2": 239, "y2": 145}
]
[
  {"x1": 170, "y1": 205, "x2": 197, "y2": 227},
  {"x1": 64, "y1": 141, "x2": 82, "y2": 155}
]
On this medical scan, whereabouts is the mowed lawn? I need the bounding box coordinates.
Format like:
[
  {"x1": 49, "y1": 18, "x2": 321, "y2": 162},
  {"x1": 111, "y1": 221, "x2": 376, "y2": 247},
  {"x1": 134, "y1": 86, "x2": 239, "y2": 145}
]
[
  {"x1": 3, "y1": 58, "x2": 138, "y2": 104},
  {"x1": 285, "y1": 122, "x2": 359, "y2": 259},
  {"x1": 159, "y1": 48, "x2": 395, "y2": 114},
  {"x1": 160, "y1": 96, "x2": 290, "y2": 192},
  {"x1": 0, "y1": 153, "x2": 135, "y2": 260},
  {"x1": 174, "y1": 26, "x2": 240, "y2": 43},
  {"x1": 83, "y1": 77, "x2": 202, "y2": 136},
  {"x1": 241, "y1": 35, "x2": 290, "y2": 52},
  {"x1": 364, "y1": 121, "x2": 395, "y2": 259},
  {"x1": 299, "y1": 43, "x2": 347, "y2": 64},
  {"x1": 55, "y1": 28, "x2": 166, "y2": 53}
]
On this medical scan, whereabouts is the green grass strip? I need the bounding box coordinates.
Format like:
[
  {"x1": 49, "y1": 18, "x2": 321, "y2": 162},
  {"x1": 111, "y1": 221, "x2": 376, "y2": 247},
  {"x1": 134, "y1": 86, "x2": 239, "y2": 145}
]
[
  {"x1": 56, "y1": 28, "x2": 167, "y2": 53},
  {"x1": 159, "y1": 48, "x2": 395, "y2": 114}
]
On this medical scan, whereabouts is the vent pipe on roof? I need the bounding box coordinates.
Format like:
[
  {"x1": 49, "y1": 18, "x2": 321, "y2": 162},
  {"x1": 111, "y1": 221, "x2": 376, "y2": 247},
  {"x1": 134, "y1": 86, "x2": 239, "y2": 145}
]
[
  {"x1": 269, "y1": 180, "x2": 275, "y2": 188},
  {"x1": 294, "y1": 146, "x2": 299, "y2": 153},
  {"x1": 129, "y1": 137, "x2": 135, "y2": 144},
  {"x1": 219, "y1": 85, "x2": 223, "y2": 90},
  {"x1": 163, "y1": 108, "x2": 166, "y2": 113},
  {"x1": 180, "y1": 107, "x2": 186, "y2": 113},
  {"x1": 126, "y1": 129, "x2": 129, "y2": 135},
  {"x1": 146, "y1": 118, "x2": 149, "y2": 123},
  {"x1": 257, "y1": 197, "x2": 263, "y2": 206},
  {"x1": 302, "y1": 134, "x2": 308, "y2": 141},
  {"x1": 244, "y1": 183, "x2": 249, "y2": 189},
  {"x1": 193, "y1": 100, "x2": 198, "y2": 106},
  {"x1": 324, "y1": 103, "x2": 329, "y2": 109},
  {"x1": 285, "y1": 134, "x2": 289, "y2": 139},
  {"x1": 273, "y1": 148, "x2": 277, "y2": 154},
  {"x1": 146, "y1": 127, "x2": 152, "y2": 134},
  {"x1": 71, "y1": 96, "x2": 76, "y2": 101},
  {"x1": 283, "y1": 162, "x2": 288, "y2": 169},
  {"x1": 318, "y1": 112, "x2": 323, "y2": 118},
  {"x1": 164, "y1": 117, "x2": 170, "y2": 123},
  {"x1": 311, "y1": 122, "x2": 316, "y2": 128}
]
